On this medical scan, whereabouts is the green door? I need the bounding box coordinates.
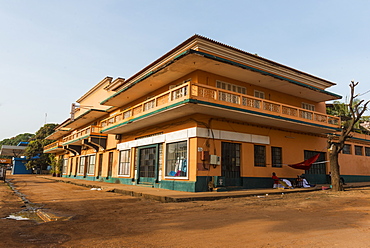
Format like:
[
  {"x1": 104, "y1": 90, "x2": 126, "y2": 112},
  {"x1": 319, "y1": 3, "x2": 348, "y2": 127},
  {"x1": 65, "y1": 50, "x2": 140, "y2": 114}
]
[{"x1": 137, "y1": 145, "x2": 158, "y2": 185}]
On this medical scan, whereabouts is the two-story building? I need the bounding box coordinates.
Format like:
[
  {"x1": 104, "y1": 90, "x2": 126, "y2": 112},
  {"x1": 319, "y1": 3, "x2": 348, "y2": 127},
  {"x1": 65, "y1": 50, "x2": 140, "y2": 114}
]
[{"x1": 44, "y1": 35, "x2": 370, "y2": 192}]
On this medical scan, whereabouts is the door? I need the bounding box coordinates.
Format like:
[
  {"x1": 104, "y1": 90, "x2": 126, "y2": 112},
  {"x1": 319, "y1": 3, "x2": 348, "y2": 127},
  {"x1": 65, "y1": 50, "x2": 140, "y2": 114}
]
[
  {"x1": 97, "y1": 154, "x2": 103, "y2": 178},
  {"x1": 107, "y1": 152, "x2": 113, "y2": 178},
  {"x1": 220, "y1": 142, "x2": 242, "y2": 187},
  {"x1": 137, "y1": 145, "x2": 158, "y2": 184}
]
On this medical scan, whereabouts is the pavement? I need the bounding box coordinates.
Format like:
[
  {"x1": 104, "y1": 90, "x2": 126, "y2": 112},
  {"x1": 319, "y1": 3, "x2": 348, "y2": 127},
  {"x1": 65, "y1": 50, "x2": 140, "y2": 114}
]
[{"x1": 35, "y1": 175, "x2": 370, "y2": 203}]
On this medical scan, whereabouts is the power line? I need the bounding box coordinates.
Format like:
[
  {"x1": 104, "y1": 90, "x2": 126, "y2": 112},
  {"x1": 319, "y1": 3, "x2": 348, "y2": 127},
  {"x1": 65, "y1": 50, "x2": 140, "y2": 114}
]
[{"x1": 358, "y1": 89, "x2": 370, "y2": 97}]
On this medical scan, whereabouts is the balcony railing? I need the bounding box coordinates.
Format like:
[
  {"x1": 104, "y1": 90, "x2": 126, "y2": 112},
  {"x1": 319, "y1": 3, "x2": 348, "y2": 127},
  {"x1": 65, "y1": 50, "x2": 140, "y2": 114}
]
[
  {"x1": 100, "y1": 81, "x2": 340, "y2": 131},
  {"x1": 62, "y1": 125, "x2": 105, "y2": 144},
  {"x1": 43, "y1": 140, "x2": 63, "y2": 151},
  {"x1": 192, "y1": 83, "x2": 340, "y2": 126},
  {"x1": 101, "y1": 83, "x2": 189, "y2": 129}
]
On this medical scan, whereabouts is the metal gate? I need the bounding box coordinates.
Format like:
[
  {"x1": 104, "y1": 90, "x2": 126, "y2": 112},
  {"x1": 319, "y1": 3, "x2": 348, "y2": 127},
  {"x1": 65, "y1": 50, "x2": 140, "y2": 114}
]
[
  {"x1": 304, "y1": 150, "x2": 327, "y2": 184},
  {"x1": 137, "y1": 145, "x2": 158, "y2": 184},
  {"x1": 220, "y1": 142, "x2": 242, "y2": 187}
]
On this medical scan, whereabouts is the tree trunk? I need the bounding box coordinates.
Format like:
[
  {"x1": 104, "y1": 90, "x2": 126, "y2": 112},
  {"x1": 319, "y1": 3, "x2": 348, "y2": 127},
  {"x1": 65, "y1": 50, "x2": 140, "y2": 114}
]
[{"x1": 329, "y1": 148, "x2": 343, "y2": 191}]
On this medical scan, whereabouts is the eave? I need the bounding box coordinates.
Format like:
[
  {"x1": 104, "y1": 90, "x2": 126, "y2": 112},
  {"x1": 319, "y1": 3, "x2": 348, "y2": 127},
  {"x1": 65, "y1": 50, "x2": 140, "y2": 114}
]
[
  {"x1": 101, "y1": 49, "x2": 341, "y2": 107},
  {"x1": 64, "y1": 109, "x2": 107, "y2": 130}
]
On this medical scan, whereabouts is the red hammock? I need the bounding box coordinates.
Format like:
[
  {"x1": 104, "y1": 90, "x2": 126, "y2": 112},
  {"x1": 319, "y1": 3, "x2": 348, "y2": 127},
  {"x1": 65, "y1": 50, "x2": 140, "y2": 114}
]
[{"x1": 288, "y1": 154, "x2": 320, "y2": 170}]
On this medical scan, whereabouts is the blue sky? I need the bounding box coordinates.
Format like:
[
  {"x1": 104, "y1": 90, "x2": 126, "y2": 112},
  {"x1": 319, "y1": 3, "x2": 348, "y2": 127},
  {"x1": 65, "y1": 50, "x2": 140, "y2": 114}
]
[{"x1": 1, "y1": 0, "x2": 370, "y2": 140}]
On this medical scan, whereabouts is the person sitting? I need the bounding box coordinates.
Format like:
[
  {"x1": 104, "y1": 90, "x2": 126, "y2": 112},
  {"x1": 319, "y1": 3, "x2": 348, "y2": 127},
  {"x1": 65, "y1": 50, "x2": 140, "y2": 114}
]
[
  {"x1": 281, "y1": 179, "x2": 294, "y2": 189},
  {"x1": 295, "y1": 175, "x2": 303, "y2": 188},
  {"x1": 301, "y1": 176, "x2": 315, "y2": 188},
  {"x1": 272, "y1": 172, "x2": 283, "y2": 188}
]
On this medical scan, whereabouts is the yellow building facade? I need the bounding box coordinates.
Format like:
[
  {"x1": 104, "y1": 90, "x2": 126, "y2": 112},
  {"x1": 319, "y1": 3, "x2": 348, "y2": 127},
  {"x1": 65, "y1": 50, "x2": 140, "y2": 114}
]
[{"x1": 44, "y1": 35, "x2": 370, "y2": 191}]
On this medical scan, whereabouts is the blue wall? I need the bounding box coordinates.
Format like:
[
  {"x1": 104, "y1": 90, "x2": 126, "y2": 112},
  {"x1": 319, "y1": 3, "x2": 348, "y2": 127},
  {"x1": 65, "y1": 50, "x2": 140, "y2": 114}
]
[{"x1": 12, "y1": 158, "x2": 32, "y2": 174}]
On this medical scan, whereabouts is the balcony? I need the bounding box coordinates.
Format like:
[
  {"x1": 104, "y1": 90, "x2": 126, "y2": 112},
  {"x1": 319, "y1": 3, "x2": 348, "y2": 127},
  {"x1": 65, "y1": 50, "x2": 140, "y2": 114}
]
[
  {"x1": 100, "y1": 81, "x2": 340, "y2": 135},
  {"x1": 62, "y1": 125, "x2": 107, "y2": 153},
  {"x1": 43, "y1": 141, "x2": 64, "y2": 154}
]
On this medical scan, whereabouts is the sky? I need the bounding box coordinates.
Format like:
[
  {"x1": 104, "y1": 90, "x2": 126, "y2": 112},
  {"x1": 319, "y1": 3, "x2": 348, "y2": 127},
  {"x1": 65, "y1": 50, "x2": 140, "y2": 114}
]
[{"x1": 1, "y1": 0, "x2": 370, "y2": 140}]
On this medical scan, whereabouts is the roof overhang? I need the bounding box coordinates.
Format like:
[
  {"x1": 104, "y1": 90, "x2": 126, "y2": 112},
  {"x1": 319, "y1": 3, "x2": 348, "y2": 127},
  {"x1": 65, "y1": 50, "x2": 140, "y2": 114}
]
[
  {"x1": 0, "y1": 145, "x2": 26, "y2": 157},
  {"x1": 64, "y1": 109, "x2": 107, "y2": 129},
  {"x1": 101, "y1": 50, "x2": 342, "y2": 107},
  {"x1": 45, "y1": 128, "x2": 71, "y2": 140}
]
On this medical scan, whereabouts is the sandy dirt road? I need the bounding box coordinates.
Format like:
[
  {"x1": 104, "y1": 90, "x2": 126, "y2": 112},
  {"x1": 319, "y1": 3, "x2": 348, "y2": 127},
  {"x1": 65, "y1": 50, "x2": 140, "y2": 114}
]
[{"x1": 1, "y1": 175, "x2": 370, "y2": 248}]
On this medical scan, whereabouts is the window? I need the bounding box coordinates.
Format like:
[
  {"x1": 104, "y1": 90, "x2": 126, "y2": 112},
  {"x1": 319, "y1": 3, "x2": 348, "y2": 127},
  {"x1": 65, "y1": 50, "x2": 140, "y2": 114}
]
[
  {"x1": 254, "y1": 90, "x2": 265, "y2": 99},
  {"x1": 87, "y1": 155, "x2": 96, "y2": 174},
  {"x1": 217, "y1": 80, "x2": 246, "y2": 105},
  {"x1": 78, "y1": 156, "x2": 86, "y2": 174},
  {"x1": 254, "y1": 145, "x2": 266, "y2": 167},
  {"x1": 166, "y1": 141, "x2": 187, "y2": 177},
  {"x1": 342, "y1": 144, "x2": 351, "y2": 154},
  {"x1": 365, "y1": 147, "x2": 370, "y2": 156},
  {"x1": 302, "y1": 103, "x2": 315, "y2": 111},
  {"x1": 63, "y1": 159, "x2": 68, "y2": 174},
  {"x1": 118, "y1": 150, "x2": 131, "y2": 176},
  {"x1": 216, "y1": 81, "x2": 246, "y2": 94},
  {"x1": 271, "y1": 147, "x2": 282, "y2": 167},
  {"x1": 355, "y1": 146, "x2": 363, "y2": 156},
  {"x1": 254, "y1": 90, "x2": 265, "y2": 109},
  {"x1": 301, "y1": 103, "x2": 315, "y2": 120}
]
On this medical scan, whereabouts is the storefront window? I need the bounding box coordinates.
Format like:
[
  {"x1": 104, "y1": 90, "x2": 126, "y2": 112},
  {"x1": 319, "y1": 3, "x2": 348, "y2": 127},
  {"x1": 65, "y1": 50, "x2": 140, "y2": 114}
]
[{"x1": 166, "y1": 141, "x2": 187, "y2": 177}]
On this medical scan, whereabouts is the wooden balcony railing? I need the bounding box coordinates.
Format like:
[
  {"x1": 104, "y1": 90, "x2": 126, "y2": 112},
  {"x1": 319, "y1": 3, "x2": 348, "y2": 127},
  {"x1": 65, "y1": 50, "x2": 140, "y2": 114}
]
[
  {"x1": 62, "y1": 125, "x2": 104, "y2": 144},
  {"x1": 100, "y1": 81, "x2": 340, "y2": 131},
  {"x1": 43, "y1": 140, "x2": 63, "y2": 151}
]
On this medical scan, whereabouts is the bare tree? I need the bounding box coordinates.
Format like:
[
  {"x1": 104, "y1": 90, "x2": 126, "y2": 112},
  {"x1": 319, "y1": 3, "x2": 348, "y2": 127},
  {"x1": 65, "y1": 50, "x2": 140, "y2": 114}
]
[{"x1": 328, "y1": 81, "x2": 370, "y2": 191}]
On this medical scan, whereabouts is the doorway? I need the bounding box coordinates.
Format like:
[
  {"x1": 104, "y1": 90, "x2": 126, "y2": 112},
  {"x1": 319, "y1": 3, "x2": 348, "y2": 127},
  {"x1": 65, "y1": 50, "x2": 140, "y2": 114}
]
[
  {"x1": 220, "y1": 142, "x2": 242, "y2": 187},
  {"x1": 137, "y1": 145, "x2": 158, "y2": 184}
]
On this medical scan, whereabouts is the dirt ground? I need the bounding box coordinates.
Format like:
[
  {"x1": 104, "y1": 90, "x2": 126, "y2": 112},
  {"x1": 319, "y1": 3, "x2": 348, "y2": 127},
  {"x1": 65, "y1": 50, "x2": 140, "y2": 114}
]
[{"x1": 1, "y1": 175, "x2": 370, "y2": 248}]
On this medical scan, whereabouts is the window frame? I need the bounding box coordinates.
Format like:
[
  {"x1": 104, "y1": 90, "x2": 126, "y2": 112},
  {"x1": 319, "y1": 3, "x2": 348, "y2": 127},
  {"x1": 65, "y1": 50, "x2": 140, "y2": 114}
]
[
  {"x1": 118, "y1": 149, "x2": 131, "y2": 177},
  {"x1": 271, "y1": 146, "x2": 282, "y2": 168},
  {"x1": 78, "y1": 156, "x2": 86, "y2": 174},
  {"x1": 216, "y1": 80, "x2": 247, "y2": 94},
  {"x1": 365, "y1": 147, "x2": 370, "y2": 157},
  {"x1": 165, "y1": 140, "x2": 188, "y2": 179},
  {"x1": 355, "y1": 145, "x2": 363, "y2": 156},
  {"x1": 342, "y1": 144, "x2": 352, "y2": 154},
  {"x1": 87, "y1": 155, "x2": 96, "y2": 175},
  {"x1": 254, "y1": 145, "x2": 266, "y2": 167},
  {"x1": 63, "y1": 158, "x2": 68, "y2": 174}
]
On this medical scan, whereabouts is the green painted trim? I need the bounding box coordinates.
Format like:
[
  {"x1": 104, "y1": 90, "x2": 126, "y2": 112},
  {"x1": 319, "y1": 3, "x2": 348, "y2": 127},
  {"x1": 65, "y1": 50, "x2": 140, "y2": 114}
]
[
  {"x1": 102, "y1": 97, "x2": 339, "y2": 133},
  {"x1": 43, "y1": 147, "x2": 62, "y2": 153},
  {"x1": 159, "y1": 180, "x2": 196, "y2": 192},
  {"x1": 329, "y1": 133, "x2": 370, "y2": 143},
  {"x1": 63, "y1": 174, "x2": 196, "y2": 192},
  {"x1": 100, "y1": 48, "x2": 341, "y2": 105},
  {"x1": 62, "y1": 134, "x2": 89, "y2": 146}
]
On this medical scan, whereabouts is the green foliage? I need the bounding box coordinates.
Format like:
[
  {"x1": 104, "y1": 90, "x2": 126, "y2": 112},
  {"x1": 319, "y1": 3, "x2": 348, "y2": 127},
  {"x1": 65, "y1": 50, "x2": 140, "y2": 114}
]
[
  {"x1": 50, "y1": 157, "x2": 63, "y2": 175},
  {"x1": 0, "y1": 133, "x2": 34, "y2": 146},
  {"x1": 327, "y1": 99, "x2": 369, "y2": 133},
  {"x1": 24, "y1": 123, "x2": 58, "y2": 170}
]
